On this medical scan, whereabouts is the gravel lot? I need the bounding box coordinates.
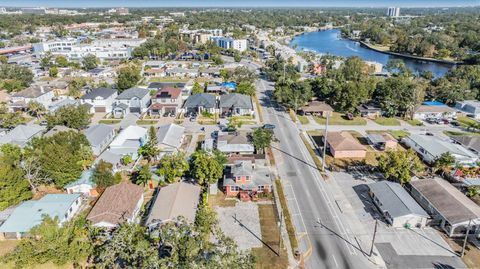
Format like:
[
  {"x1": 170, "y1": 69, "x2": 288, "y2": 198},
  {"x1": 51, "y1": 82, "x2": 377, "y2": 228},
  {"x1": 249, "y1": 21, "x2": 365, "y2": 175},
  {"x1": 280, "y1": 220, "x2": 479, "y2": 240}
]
[{"x1": 215, "y1": 201, "x2": 263, "y2": 250}]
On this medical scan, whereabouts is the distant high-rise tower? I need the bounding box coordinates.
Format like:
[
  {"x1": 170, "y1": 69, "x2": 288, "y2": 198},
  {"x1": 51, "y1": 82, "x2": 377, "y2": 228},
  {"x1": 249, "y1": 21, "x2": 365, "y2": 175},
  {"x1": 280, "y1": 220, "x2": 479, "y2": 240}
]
[{"x1": 387, "y1": 7, "x2": 400, "y2": 17}]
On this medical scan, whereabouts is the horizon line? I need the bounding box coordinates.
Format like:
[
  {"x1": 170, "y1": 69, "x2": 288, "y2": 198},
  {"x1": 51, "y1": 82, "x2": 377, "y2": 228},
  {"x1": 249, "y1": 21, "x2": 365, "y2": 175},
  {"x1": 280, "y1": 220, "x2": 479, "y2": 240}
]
[{"x1": 4, "y1": 5, "x2": 480, "y2": 9}]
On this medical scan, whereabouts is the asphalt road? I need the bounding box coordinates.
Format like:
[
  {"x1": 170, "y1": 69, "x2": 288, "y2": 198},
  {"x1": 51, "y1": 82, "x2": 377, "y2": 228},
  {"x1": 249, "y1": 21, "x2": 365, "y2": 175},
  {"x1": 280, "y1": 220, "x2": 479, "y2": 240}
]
[{"x1": 256, "y1": 77, "x2": 378, "y2": 269}]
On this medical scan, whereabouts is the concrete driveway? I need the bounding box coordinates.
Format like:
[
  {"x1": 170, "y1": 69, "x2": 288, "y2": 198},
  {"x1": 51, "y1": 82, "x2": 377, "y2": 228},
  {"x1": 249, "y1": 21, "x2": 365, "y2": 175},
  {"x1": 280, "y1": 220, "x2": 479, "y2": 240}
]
[{"x1": 120, "y1": 113, "x2": 140, "y2": 128}]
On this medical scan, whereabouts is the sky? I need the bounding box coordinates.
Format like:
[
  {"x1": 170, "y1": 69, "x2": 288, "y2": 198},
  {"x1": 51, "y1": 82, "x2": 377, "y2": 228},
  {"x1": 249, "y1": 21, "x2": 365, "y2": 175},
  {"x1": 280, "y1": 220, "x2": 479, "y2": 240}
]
[{"x1": 1, "y1": 0, "x2": 479, "y2": 8}]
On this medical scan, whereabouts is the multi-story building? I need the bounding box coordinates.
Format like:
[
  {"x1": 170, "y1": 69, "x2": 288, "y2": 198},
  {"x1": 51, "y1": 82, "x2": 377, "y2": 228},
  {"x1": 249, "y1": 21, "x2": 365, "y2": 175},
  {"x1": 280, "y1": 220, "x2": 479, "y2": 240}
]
[
  {"x1": 387, "y1": 7, "x2": 400, "y2": 17},
  {"x1": 210, "y1": 37, "x2": 247, "y2": 52}
]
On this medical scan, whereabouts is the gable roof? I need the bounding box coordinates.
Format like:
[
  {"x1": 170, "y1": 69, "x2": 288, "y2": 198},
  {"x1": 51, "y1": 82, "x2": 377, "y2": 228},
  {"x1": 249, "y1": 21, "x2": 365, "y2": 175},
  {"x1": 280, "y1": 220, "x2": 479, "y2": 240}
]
[
  {"x1": 327, "y1": 132, "x2": 366, "y2": 151},
  {"x1": 80, "y1": 88, "x2": 117, "y2": 100},
  {"x1": 415, "y1": 105, "x2": 455, "y2": 114},
  {"x1": 369, "y1": 181, "x2": 428, "y2": 218},
  {"x1": 146, "y1": 182, "x2": 201, "y2": 226},
  {"x1": 451, "y1": 136, "x2": 480, "y2": 153},
  {"x1": 109, "y1": 125, "x2": 147, "y2": 148},
  {"x1": 154, "y1": 87, "x2": 181, "y2": 99},
  {"x1": 85, "y1": 124, "x2": 116, "y2": 148},
  {"x1": 0, "y1": 124, "x2": 45, "y2": 147},
  {"x1": 406, "y1": 134, "x2": 476, "y2": 160},
  {"x1": 219, "y1": 93, "x2": 253, "y2": 109},
  {"x1": 148, "y1": 82, "x2": 186, "y2": 89},
  {"x1": 0, "y1": 194, "x2": 81, "y2": 233},
  {"x1": 411, "y1": 178, "x2": 480, "y2": 224},
  {"x1": 156, "y1": 123, "x2": 185, "y2": 149},
  {"x1": 116, "y1": 87, "x2": 150, "y2": 100},
  {"x1": 11, "y1": 86, "x2": 53, "y2": 98},
  {"x1": 231, "y1": 160, "x2": 254, "y2": 176},
  {"x1": 65, "y1": 169, "x2": 95, "y2": 188},
  {"x1": 87, "y1": 181, "x2": 143, "y2": 226},
  {"x1": 184, "y1": 93, "x2": 216, "y2": 109},
  {"x1": 300, "y1": 101, "x2": 333, "y2": 113}
]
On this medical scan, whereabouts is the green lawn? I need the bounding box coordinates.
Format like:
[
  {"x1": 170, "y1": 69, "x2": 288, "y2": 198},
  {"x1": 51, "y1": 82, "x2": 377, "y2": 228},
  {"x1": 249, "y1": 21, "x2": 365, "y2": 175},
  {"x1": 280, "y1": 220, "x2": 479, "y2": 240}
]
[
  {"x1": 406, "y1": 119, "x2": 424, "y2": 126},
  {"x1": 313, "y1": 112, "x2": 366, "y2": 126},
  {"x1": 444, "y1": 131, "x2": 480, "y2": 137},
  {"x1": 136, "y1": 120, "x2": 158, "y2": 125},
  {"x1": 148, "y1": 77, "x2": 189, "y2": 83},
  {"x1": 388, "y1": 130, "x2": 410, "y2": 140},
  {"x1": 373, "y1": 117, "x2": 400, "y2": 126},
  {"x1": 297, "y1": 115, "x2": 309, "y2": 124},
  {"x1": 98, "y1": 119, "x2": 121, "y2": 124},
  {"x1": 457, "y1": 116, "x2": 478, "y2": 127}
]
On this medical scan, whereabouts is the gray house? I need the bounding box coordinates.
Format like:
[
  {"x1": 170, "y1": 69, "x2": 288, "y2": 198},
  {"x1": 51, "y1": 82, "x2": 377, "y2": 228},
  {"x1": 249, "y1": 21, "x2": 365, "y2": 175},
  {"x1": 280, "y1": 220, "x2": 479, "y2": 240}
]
[
  {"x1": 183, "y1": 93, "x2": 217, "y2": 115},
  {"x1": 113, "y1": 87, "x2": 151, "y2": 118},
  {"x1": 79, "y1": 88, "x2": 118, "y2": 113},
  {"x1": 84, "y1": 124, "x2": 117, "y2": 156},
  {"x1": 368, "y1": 181, "x2": 429, "y2": 228},
  {"x1": 219, "y1": 93, "x2": 254, "y2": 117},
  {"x1": 0, "y1": 124, "x2": 45, "y2": 147}
]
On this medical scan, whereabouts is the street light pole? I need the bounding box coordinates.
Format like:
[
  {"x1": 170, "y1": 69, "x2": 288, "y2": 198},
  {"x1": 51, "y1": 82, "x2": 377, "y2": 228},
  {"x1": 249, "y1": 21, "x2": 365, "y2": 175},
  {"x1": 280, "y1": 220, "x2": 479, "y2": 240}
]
[
  {"x1": 322, "y1": 113, "x2": 329, "y2": 171},
  {"x1": 461, "y1": 219, "x2": 472, "y2": 257},
  {"x1": 369, "y1": 219, "x2": 378, "y2": 257},
  {"x1": 278, "y1": 211, "x2": 283, "y2": 257}
]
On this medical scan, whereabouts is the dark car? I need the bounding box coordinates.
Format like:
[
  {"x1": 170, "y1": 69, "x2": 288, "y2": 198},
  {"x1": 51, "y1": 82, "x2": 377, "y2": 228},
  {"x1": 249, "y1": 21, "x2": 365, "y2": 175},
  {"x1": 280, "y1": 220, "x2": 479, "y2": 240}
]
[
  {"x1": 425, "y1": 132, "x2": 434, "y2": 136},
  {"x1": 262, "y1": 124, "x2": 275, "y2": 130},
  {"x1": 450, "y1": 121, "x2": 460, "y2": 127}
]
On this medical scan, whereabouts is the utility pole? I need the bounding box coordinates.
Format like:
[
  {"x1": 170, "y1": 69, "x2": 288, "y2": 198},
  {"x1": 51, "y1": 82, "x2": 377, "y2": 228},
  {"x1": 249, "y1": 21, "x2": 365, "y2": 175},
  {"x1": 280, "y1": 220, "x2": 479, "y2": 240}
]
[
  {"x1": 369, "y1": 219, "x2": 378, "y2": 257},
  {"x1": 322, "y1": 113, "x2": 329, "y2": 171},
  {"x1": 278, "y1": 211, "x2": 283, "y2": 257},
  {"x1": 461, "y1": 219, "x2": 472, "y2": 257}
]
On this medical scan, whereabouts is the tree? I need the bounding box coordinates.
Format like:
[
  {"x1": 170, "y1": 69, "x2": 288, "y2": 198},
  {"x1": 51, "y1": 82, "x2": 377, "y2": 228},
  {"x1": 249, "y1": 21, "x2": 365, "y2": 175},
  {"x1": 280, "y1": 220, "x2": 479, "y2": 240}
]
[
  {"x1": 92, "y1": 160, "x2": 119, "y2": 190},
  {"x1": 27, "y1": 131, "x2": 92, "y2": 188},
  {"x1": 20, "y1": 155, "x2": 51, "y2": 195},
  {"x1": 49, "y1": 65, "x2": 58, "y2": 77},
  {"x1": 116, "y1": 65, "x2": 141, "y2": 92},
  {"x1": 231, "y1": 66, "x2": 257, "y2": 84},
  {"x1": 0, "y1": 144, "x2": 32, "y2": 210},
  {"x1": 40, "y1": 52, "x2": 53, "y2": 71},
  {"x1": 192, "y1": 80, "x2": 203, "y2": 94},
  {"x1": 190, "y1": 150, "x2": 223, "y2": 186},
  {"x1": 26, "y1": 101, "x2": 46, "y2": 118},
  {"x1": 82, "y1": 54, "x2": 98, "y2": 70},
  {"x1": 0, "y1": 64, "x2": 34, "y2": 92},
  {"x1": 211, "y1": 54, "x2": 223, "y2": 65},
  {"x1": 132, "y1": 164, "x2": 152, "y2": 186},
  {"x1": 2, "y1": 216, "x2": 92, "y2": 268},
  {"x1": 377, "y1": 149, "x2": 424, "y2": 185},
  {"x1": 138, "y1": 126, "x2": 160, "y2": 162},
  {"x1": 121, "y1": 155, "x2": 133, "y2": 165},
  {"x1": 67, "y1": 77, "x2": 88, "y2": 98},
  {"x1": 55, "y1": 55, "x2": 69, "y2": 67},
  {"x1": 434, "y1": 152, "x2": 455, "y2": 172},
  {"x1": 234, "y1": 52, "x2": 241, "y2": 62},
  {"x1": 466, "y1": 186, "x2": 479, "y2": 198},
  {"x1": 274, "y1": 78, "x2": 313, "y2": 112},
  {"x1": 157, "y1": 152, "x2": 189, "y2": 183},
  {"x1": 251, "y1": 128, "x2": 274, "y2": 154},
  {"x1": 219, "y1": 69, "x2": 231, "y2": 81},
  {"x1": 45, "y1": 104, "x2": 91, "y2": 130},
  {"x1": 236, "y1": 82, "x2": 256, "y2": 96}
]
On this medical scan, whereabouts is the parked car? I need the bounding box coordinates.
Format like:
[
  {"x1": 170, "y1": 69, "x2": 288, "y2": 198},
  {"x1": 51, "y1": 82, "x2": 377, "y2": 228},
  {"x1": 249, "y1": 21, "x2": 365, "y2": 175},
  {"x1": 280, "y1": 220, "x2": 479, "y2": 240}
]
[
  {"x1": 450, "y1": 121, "x2": 460, "y2": 127},
  {"x1": 425, "y1": 132, "x2": 434, "y2": 136},
  {"x1": 345, "y1": 113, "x2": 354, "y2": 120},
  {"x1": 262, "y1": 124, "x2": 275, "y2": 130}
]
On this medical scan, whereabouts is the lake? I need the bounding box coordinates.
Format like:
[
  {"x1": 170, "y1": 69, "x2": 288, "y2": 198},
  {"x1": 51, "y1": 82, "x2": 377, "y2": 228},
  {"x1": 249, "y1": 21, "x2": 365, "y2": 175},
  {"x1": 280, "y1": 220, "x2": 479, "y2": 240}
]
[{"x1": 290, "y1": 29, "x2": 453, "y2": 77}]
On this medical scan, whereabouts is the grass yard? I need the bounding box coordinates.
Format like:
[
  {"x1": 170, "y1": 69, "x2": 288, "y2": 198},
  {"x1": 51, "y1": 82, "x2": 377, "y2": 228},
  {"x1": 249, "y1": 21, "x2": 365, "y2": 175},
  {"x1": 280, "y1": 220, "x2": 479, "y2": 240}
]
[
  {"x1": 457, "y1": 116, "x2": 478, "y2": 127},
  {"x1": 299, "y1": 133, "x2": 323, "y2": 171},
  {"x1": 297, "y1": 115, "x2": 309, "y2": 124},
  {"x1": 406, "y1": 119, "x2": 424, "y2": 126},
  {"x1": 208, "y1": 193, "x2": 237, "y2": 208},
  {"x1": 373, "y1": 117, "x2": 400, "y2": 126},
  {"x1": 98, "y1": 119, "x2": 121, "y2": 124},
  {"x1": 136, "y1": 120, "x2": 158, "y2": 125},
  {"x1": 251, "y1": 204, "x2": 289, "y2": 269},
  {"x1": 313, "y1": 112, "x2": 366, "y2": 126},
  {"x1": 444, "y1": 131, "x2": 480, "y2": 137},
  {"x1": 388, "y1": 130, "x2": 410, "y2": 140},
  {"x1": 148, "y1": 77, "x2": 189, "y2": 83},
  {"x1": 253, "y1": 96, "x2": 264, "y2": 123},
  {"x1": 229, "y1": 115, "x2": 256, "y2": 126},
  {"x1": 275, "y1": 180, "x2": 298, "y2": 251}
]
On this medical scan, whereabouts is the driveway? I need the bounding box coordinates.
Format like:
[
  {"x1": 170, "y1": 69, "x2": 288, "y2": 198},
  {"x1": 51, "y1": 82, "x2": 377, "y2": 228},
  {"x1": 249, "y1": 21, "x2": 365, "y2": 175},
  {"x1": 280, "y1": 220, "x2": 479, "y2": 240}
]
[{"x1": 120, "y1": 113, "x2": 140, "y2": 128}]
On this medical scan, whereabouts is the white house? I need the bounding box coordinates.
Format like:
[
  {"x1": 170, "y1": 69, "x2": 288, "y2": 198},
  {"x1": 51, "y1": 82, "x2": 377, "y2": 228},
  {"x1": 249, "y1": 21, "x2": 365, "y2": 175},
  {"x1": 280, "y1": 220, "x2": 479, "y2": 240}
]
[
  {"x1": 413, "y1": 105, "x2": 456, "y2": 120},
  {"x1": 79, "y1": 88, "x2": 118, "y2": 113},
  {"x1": 156, "y1": 123, "x2": 185, "y2": 153},
  {"x1": 402, "y1": 134, "x2": 478, "y2": 166},
  {"x1": 84, "y1": 124, "x2": 117, "y2": 156},
  {"x1": 108, "y1": 125, "x2": 148, "y2": 160},
  {"x1": 0, "y1": 194, "x2": 82, "y2": 239},
  {"x1": 65, "y1": 169, "x2": 98, "y2": 197},
  {"x1": 455, "y1": 100, "x2": 480, "y2": 119},
  {"x1": 10, "y1": 86, "x2": 55, "y2": 111},
  {"x1": 112, "y1": 87, "x2": 151, "y2": 118}
]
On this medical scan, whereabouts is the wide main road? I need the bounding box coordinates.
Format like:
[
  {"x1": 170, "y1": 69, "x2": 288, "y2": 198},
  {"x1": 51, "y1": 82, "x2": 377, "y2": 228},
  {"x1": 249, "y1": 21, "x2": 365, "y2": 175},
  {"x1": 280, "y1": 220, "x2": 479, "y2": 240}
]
[{"x1": 256, "y1": 77, "x2": 379, "y2": 269}]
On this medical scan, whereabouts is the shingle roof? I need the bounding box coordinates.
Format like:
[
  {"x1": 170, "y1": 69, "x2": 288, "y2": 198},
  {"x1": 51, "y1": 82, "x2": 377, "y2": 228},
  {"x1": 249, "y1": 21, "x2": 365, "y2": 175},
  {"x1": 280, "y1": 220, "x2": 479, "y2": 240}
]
[
  {"x1": 452, "y1": 136, "x2": 480, "y2": 153},
  {"x1": 0, "y1": 124, "x2": 45, "y2": 147},
  {"x1": 87, "y1": 181, "x2": 143, "y2": 226},
  {"x1": 116, "y1": 87, "x2": 150, "y2": 100},
  {"x1": 300, "y1": 101, "x2": 333, "y2": 113},
  {"x1": 406, "y1": 134, "x2": 476, "y2": 160},
  {"x1": 327, "y1": 132, "x2": 366, "y2": 151},
  {"x1": 65, "y1": 169, "x2": 95, "y2": 188},
  {"x1": 146, "y1": 182, "x2": 201, "y2": 225},
  {"x1": 11, "y1": 86, "x2": 53, "y2": 98},
  {"x1": 369, "y1": 181, "x2": 428, "y2": 218},
  {"x1": 156, "y1": 123, "x2": 185, "y2": 149},
  {"x1": 0, "y1": 194, "x2": 81, "y2": 233},
  {"x1": 154, "y1": 87, "x2": 181, "y2": 99},
  {"x1": 85, "y1": 124, "x2": 116, "y2": 148},
  {"x1": 411, "y1": 178, "x2": 480, "y2": 224},
  {"x1": 219, "y1": 93, "x2": 253, "y2": 109},
  {"x1": 184, "y1": 93, "x2": 216, "y2": 109},
  {"x1": 415, "y1": 105, "x2": 455, "y2": 113},
  {"x1": 80, "y1": 88, "x2": 117, "y2": 100}
]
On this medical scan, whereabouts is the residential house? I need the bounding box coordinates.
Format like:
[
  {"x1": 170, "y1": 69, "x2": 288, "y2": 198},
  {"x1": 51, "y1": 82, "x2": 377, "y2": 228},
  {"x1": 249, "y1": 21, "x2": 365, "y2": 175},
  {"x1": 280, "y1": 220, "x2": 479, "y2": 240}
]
[
  {"x1": 223, "y1": 160, "x2": 272, "y2": 201},
  {"x1": 216, "y1": 132, "x2": 254, "y2": 154},
  {"x1": 409, "y1": 178, "x2": 480, "y2": 237},
  {"x1": 413, "y1": 103, "x2": 456, "y2": 120},
  {"x1": 357, "y1": 102, "x2": 382, "y2": 119},
  {"x1": 219, "y1": 93, "x2": 254, "y2": 117},
  {"x1": 145, "y1": 182, "x2": 201, "y2": 229},
  {"x1": 455, "y1": 100, "x2": 480, "y2": 119},
  {"x1": 84, "y1": 124, "x2": 117, "y2": 156},
  {"x1": 0, "y1": 124, "x2": 45, "y2": 147},
  {"x1": 183, "y1": 93, "x2": 217, "y2": 115},
  {"x1": 87, "y1": 181, "x2": 144, "y2": 228},
  {"x1": 65, "y1": 169, "x2": 98, "y2": 197},
  {"x1": 0, "y1": 194, "x2": 82, "y2": 239},
  {"x1": 44, "y1": 125, "x2": 76, "y2": 137},
  {"x1": 325, "y1": 132, "x2": 367, "y2": 159},
  {"x1": 79, "y1": 87, "x2": 118, "y2": 113},
  {"x1": 0, "y1": 90, "x2": 11, "y2": 104},
  {"x1": 10, "y1": 86, "x2": 55, "y2": 112},
  {"x1": 113, "y1": 87, "x2": 151, "y2": 118},
  {"x1": 149, "y1": 87, "x2": 182, "y2": 116},
  {"x1": 48, "y1": 98, "x2": 78, "y2": 113},
  {"x1": 402, "y1": 134, "x2": 478, "y2": 166},
  {"x1": 451, "y1": 135, "x2": 480, "y2": 155},
  {"x1": 366, "y1": 133, "x2": 397, "y2": 151},
  {"x1": 368, "y1": 181, "x2": 429, "y2": 228},
  {"x1": 108, "y1": 125, "x2": 148, "y2": 161},
  {"x1": 165, "y1": 67, "x2": 198, "y2": 78},
  {"x1": 156, "y1": 123, "x2": 185, "y2": 153},
  {"x1": 299, "y1": 101, "x2": 333, "y2": 117}
]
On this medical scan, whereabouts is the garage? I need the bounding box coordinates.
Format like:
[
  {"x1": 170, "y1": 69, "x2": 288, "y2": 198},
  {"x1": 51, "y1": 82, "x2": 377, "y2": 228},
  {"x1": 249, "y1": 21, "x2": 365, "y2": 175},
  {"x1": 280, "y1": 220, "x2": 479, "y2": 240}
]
[
  {"x1": 94, "y1": 106, "x2": 106, "y2": 113},
  {"x1": 129, "y1": 107, "x2": 141, "y2": 113}
]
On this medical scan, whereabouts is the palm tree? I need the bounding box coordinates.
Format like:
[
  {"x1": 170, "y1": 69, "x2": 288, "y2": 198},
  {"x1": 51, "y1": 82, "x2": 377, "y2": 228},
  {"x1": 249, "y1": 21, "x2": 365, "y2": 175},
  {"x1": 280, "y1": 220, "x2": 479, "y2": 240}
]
[
  {"x1": 27, "y1": 101, "x2": 46, "y2": 118},
  {"x1": 133, "y1": 165, "x2": 152, "y2": 186}
]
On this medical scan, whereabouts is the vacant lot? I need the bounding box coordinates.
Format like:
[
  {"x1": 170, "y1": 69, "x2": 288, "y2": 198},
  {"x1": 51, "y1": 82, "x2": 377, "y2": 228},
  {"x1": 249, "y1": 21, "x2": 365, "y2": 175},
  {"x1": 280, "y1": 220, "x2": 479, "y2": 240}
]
[
  {"x1": 373, "y1": 117, "x2": 400, "y2": 126},
  {"x1": 313, "y1": 112, "x2": 366, "y2": 126}
]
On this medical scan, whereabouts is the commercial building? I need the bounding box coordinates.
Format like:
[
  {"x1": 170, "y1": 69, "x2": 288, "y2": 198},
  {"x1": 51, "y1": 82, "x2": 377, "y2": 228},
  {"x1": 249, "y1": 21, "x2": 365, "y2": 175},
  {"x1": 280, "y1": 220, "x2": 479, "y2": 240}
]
[
  {"x1": 387, "y1": 7, "x2": 400, "y2": 17},
  {"x1": 455, "y1": 100, "x2": 480, "y2": 119},
  {"x1": 210, "y1": 37, "x2": 247, "y2": 52}
]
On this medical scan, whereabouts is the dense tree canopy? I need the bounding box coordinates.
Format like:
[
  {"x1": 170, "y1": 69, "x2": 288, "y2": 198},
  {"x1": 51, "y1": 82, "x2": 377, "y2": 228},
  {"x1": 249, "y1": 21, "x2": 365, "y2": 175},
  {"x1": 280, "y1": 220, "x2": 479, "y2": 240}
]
[
  {"x1": 116, "y1": 65, "x2": 141, "y2": 92},
  {"x1": 45, "y1": 104, "x2": 92, "y2": 130},
  {"x1": 190, "y1": 150, "x2": 223, "y2": 186},
  {"x1": 377, "y1": 149, "x2": 424, "y2": 185},
  {"x1": 0, "y1": 64, "x2": 34, "y2": 92},
  {"x1": 157, "y1": 152, "x2": 189, "y2": 183}
]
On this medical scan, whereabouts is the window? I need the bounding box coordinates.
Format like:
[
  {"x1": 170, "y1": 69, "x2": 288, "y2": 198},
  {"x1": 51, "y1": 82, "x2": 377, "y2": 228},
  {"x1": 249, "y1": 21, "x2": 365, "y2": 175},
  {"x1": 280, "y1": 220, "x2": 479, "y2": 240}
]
[
  {"x1": 69, "y1": 207, "x2": 73, "y2": 213},
  {"x1": 230, "y1": 186, "x2": 239, "y2": 192},
  {"x1": 258, "y1": 185, "x2": 265, "y2": 191}
]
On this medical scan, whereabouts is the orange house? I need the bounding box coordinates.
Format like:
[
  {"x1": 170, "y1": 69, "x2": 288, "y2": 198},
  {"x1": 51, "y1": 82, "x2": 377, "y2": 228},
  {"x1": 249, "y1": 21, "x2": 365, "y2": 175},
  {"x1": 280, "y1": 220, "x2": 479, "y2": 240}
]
[
  {"x1": 223, "y1": 160, "x2": 272, "y2": 200},
  {"x1": 325, "y1": 132, "x2": 367, "y2": 159}
]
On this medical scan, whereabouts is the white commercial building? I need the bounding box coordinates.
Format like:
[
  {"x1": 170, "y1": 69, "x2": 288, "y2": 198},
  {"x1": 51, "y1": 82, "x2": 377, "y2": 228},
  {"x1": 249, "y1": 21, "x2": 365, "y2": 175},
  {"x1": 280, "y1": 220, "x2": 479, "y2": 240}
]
[
  {"x1": 387, "y1": 7, "x2": 401, "y2": 17},
  {"x1": 210, "y1": 37, "x2": 247, "y2": 52}
]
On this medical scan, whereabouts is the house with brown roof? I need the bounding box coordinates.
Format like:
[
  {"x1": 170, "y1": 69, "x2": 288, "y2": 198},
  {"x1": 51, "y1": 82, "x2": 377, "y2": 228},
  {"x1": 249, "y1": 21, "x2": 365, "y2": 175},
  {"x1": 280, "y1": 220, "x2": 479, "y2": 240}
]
[
  {"x1": 87, "y1": 181, "x2": 144, "y2": 228},
  {"x1": 145, "y1": 182, "x2": 201, "y2": 229},
  {"x1": 216, "y1": 131, "x2": 254, "y2": 154},
  {"x1": 413, "y1": 105, "x2": 456, "y2": 120},
  {"x1": 149, "y1": 87, "x2": 183, "y2": 116},
  {"x1": 325, "y1": 132, "x2": 367, "y2": 159},
  {"x1": 299, "y1": 101, "x2": 333, "y2": 117},
  {"x1": 409, "y1": 177, "x2": 480, "y2": 237}
]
